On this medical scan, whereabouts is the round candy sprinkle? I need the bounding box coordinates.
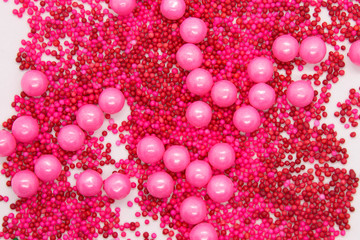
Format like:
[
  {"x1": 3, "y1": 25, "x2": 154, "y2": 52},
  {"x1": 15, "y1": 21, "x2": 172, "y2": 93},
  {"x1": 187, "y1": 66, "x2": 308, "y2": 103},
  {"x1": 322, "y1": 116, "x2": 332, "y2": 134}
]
[
  {"x1": 11, "y1": 170, "x2": 39, "y2": 198},
  {"x1": 109, "y1": 0, "x2": 136, "y2": 16},
  {"x1": 272, "y1": 35, "x2": 299, "y2": 62},
  {"x1": 147, "y1": 171, "x2": 174, "y2": 198},
  {"x1": 160, "y1": 0, "x2": 186, "y2": 20},
  {"x1": 185, "y1": 160, "x2": 213, "y2": 188},
  {"x1": 248, "y1": 83, "x2": 276, "y2": 111},
  {"x1": 180, "y1": 196, "x2": 207, "y2": 225},
  {"x1": 137, "y1": 135, "x2": 165, "y2": 164},
  {"x1": 11, "y1": 116, "x2": 39, "y2": 143},
  {"x1": 247, "y1": 57, "x2": 273, "y2": 83},
  {"x1": 208, "y1": 143, "x2": 235, "y2": 171},
  {"x1": 189, "y1": 223, "x2": 218, "y2": 240},
  {"x1": 286, "y1": 80, "x2": 314, "y2": 107},
  {"x1": 58, "y1": 125, "x2": 85, "y2": 152},
  {"x1": 186, "y1": 101, "x2": 212, "y2": 128},
  {"x1": 76, "y1": 104, "x2": 104, "y2": 132},
  {"x1": 233, "y1": 106, "x2": 261, "y2": 133},
  {"x1": 103, "y1": 173, "x2": 131, "y2": 200},
  {"x1": 299, "y1": 36, "x2": 326, "y2": 64},
  {"x1": 210, "y1": 80, "x2": 237, "y2": 108},
  {"x1": 180, "y1": 17, "x2": 207, "y2": 44},
  {"x1": 186, "y1": 68, "x2": 213, "y2": 96},
  {"x1": 20, "y1": 70, "x2": 48, "y2": 97},
  {"x1": 176, "y1": 43, "x2": 203, "y2": 71},
  {"x1": 76, "y1": 169, "x2": 103, "y2": 197},
  {"x1": 34, "y1": 155, "x2": 62, "y2": 182},
  {"x1": 163, "y1": 145, "x2": 190, "y2": 172},
  {"x1": 0, "y1": 130, "x2": 16, "y2": 157},
  {"x1": 348, "y1": 40, "x2": 360, "y2": 66},
  {"x1": 98, "y1": 88, "x2": 125, "y2": 114},
  {"x1": 206, "y1": 175, "x2": 234, "y2": 203}
]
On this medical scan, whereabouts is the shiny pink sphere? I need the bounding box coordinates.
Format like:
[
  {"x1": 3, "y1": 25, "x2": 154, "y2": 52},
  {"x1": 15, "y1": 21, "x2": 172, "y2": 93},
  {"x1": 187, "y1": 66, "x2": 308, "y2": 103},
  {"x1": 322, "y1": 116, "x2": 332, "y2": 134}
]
[
  {"x1": 208, "y1": 143, "x2": 235, "y2": 171},
  {"x1": 163, "y1": 145, "x2": 190, "y2": 172},
  {"x1": 160, "y1": 0, "x2": 185, "y2": 20},
  {"x1": 211, "y1": 80, "x2": 237, "y2": 108},
  {"x1": 185, "y1": 160, "x2": 212, "y2": 188},
  {"x1": 99, "y1": 88, "x2": 125, "y2": 114},
  {"x1": 299, "y1": 36, "x2": 326, "y2": 64},
  {"x1": 76, "y1": 104, "x2": 104, "y2": 132},
  {"x1": 180, "y1": 196, "x2": 207, "y2": 225},
  {"x1": 21, "y1": 70, "x2": 48, "y2": 97},
  {"x1": 233, "y1": 106, "x2": 261, "y2": 133},
  {"x1": 12, "y1": 170, "x2": 39, "y2": 198},
  {"x1": 104, "y1": 173, "x2": 131, "y2": 200},
  {"x1": 34, "y1": 155, "x2": 62, "y2": 182},
  {"x1": 58, "y1": 125, "x2": 85, "y2": 152},
  {"x1": 189, "y1": 223, "x2": 218, "y2": 240},
  {"x1": 109, "y1": 0, "x2": 136, "y2": 16},
  {"x1": 186, "y1": 68, "x2": 213, "y2": 96},
  {"x1": 76, "y1": 169, "x2": 103, "y2": 197},
  {"x1": 206, "y1": 175, "x2": 234, "y2": 203},
  {"x1": 176, "y1": 43, "x2": 203, "y2": 71},
  {"x1": 137, "y1": 136, "x2": 165, "y2": 164},
  {"x1": 286, "y1": 80, "x2": 314, "y2": 107},
  {"x1": 248, "y1": 83, "x2": 276, "y2": 111},
  {"x1": 186, "y1": 101, "x2": 212, "y2": 128},
  {"x1": 348, "y1": 40, "x2": 360, "y2": 66},
  {"x1": 0, "y1": 130, "x2": 16, "y2": 157},
  {"x1": 147, "y1": 172, "x2": 174, "y2": 198},
  {"x1": 180, "y1": 17, "x2": 207, "y2": 43},
  {"x1": 12, "y1": 116, "x2": 39, "y2": 143},
  {"x1": 247, "y1": 57, "x2": 273, "y2": 83},
  {"x1": 272, "y1": 35, "x2": 299, "y2": 62}
]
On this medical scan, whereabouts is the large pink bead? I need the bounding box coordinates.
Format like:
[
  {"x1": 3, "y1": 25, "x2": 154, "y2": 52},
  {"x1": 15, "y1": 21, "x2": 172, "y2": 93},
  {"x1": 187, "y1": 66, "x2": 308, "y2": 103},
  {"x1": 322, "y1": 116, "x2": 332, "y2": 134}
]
[
  {"x1": 348, "y1": 40, "x2": 360, "y2": 66},
  {"x1": 176, "y1": 43, "x2": 203, "y2": 71},
  {"x1": 206, "y1": 175, "x2": 234, "y2": 203},
  {"x1": 299, "y1": 36, "x2": 326, "y2": 64},
  {"x1": 160, "y1": 0, "x2": 185, "y2": 20},
  {"x1": 189, "y1": 223, "x2": 218, "y2": 240},
  {"x1": 76, "y1": 169, "x2": 103, "y2": 197},
  {"x1": 12, "y1": 116, "x2": 39, "y2": 143},
  {"x1": 208, "y1": 143, "x2": 235, "y2": 171},
  {"x1": 248, "y1": 83, "x2": 276, "y2": 111},
  {"x1": 185, "y1": 160, "x2": 212, "y2": 188},
  {"x1": 180, "y1": 196, "x2": 207, "y2": 225},
  {"x1": 109, "y1": 0, "x2": 136, "y2": 16},
  {"x1": 12, "y1": 170, "x2": 39, "y2": 198},
  {"x1": 147, "y1": 172, "x2": 174, "y2": 198},
  {"x1": 272, "y1": 35, "x2": 299, "y2": 62},
  {"x1": 21, "y1": 70, "x2": 48, "y2": 97},
  {"x1": 34, "y1": 155, "x2": 62, "y2": 182},
  {"x1": 104, "y1": 173, "x2": 131, "y2": 200},
  {"x1": 186, "y1": 68, "x2": 213, "y2": 96},
  {"x1": 163, "y1": 145, "x2": 190, "y2": 172},
  {"x1": 76, "y1": 104, "x2": 104, "y2": 132},
  {"x1": 286, "y1": 80, "x2": 314, "y2": 107},
  {"x1": 211, "y1": 80, "x2": 237, "y2": 108},
  {"x1": 186, "y1": 101, "x2": 212, "y2": 128},
  {"x1": 137, "y1": 136, "x2": 165, "y2": 164},
  {"x1": 247, "y1": 57, "x2": 273, "y2": 83},
  {"x1": 0, "y1": 130, "x2": 16, "y2": 157},
  {"x1": 233, "y1": 106, "x2": 261, "y2": 133},
  {"x1": 180, "y1": 17, "x2": 207, "y2": 43},
  {"x1": 99, "y1": 88, "x2": 125, "y2": 114},
  {"x1": 58, "y1": 125, "x2": 85, "y2": 152}
]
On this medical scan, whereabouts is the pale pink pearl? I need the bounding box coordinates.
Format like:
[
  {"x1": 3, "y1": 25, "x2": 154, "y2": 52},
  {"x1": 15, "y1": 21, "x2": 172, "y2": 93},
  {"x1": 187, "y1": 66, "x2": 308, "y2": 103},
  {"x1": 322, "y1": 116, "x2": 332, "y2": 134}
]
[
  {"x1": 103, "y1": 173, "x2": 131, "y2": 200},
  {"x1": 11, "y1": 170, "x2": 39, "y2": 198},
  {"x1": 163, "y1": 145, "x2": 190, "y2": 172},
  {"x1": 247, "y1": 57, "x2": 273, "y2": 83},
  {"x1": 186, "y1": 101, "x2": 212, "y2": 128},
  {"x1": 208, "y1": 143, "x2": 235, "y2": 171},
  {"x1": 189, "y1": 223, "x2": 218, "y2": 240},
  {"x1": 137, "y1": 136, "x2": 165, "y2": 164},
  {"x1": 176, "y1": 43, "x2": 203, "y2": 71},
  {"x1": 286, "y1": 80, "x2": 314, "y2": 107},
  {"x1": 0, "y1": 130, "x2": 16, "y2": 157},
  {"x1": 76, "y1": 169, "x2": 103, "y2": 197},
  {"x1": 180, "y1": 17, "x2": 207, "y2": 43},
  {"x1": 248, "y1": 83, "x2": 276, "y2": 111},
  {"x1": 21, "y1": 70, "x2": 48, "y2": 97},
  {"x1": 299, "y1": 36, "x2": 326, "y2": 64},
  {"x1": 58, "y1": 125, "x2": 85, "y2": 152},
  {"x1": 211, "y1": 80, "x2": 237, "y2": 108},
  {"x1": 147, "y1": 172, "x2": 174, "y2": 198},
  {"x1": 99, "y1": 88, "x2": 125, "y2": 114},
  {"x1": 206, "y1": 175, "x2": 234, "y2": 203},
  {"x1": 12, "y1": 116, "x2": 39, "y2": 143},
  {"x1": 160, "y1": 0, "x2": 185, "y2": 20},
  {"x1": 34, "y1": 155, "x2": 62, "y2": 182},
  {"x1": 233, "y1": 106, "x2": 261, "y2": 133},
  {"x1": 348, "y1": 40, "x2": 360, "y2": 66},
  {"x1": 186, "y1": 68, "x2": 213, "y2": 96},
  {"x1": 272, "y1": 35, "x2": 299, "y2": 62},
  {"x1": 109, "y1": 0, "x2": 136, "y2": 16},
  {"x1": 76, "y1": 104, "x2": 104, "y2": 132},
  {"x1": 180, "y1": 196, "x2": 207, "y2": 225},
  {"x1": 185, "y1": 160, "x2": 212, "y2": 188}
]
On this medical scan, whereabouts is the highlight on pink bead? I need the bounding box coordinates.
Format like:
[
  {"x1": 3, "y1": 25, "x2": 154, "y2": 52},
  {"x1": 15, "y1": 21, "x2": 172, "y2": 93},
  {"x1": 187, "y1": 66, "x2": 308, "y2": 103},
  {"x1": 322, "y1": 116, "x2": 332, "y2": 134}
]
[
  {"x1": 109, "y1": 0, "x2": 136, "y2": 16},
  {"x1": 104, "y1": 173, "x2": 131, "y2": 200},
  {"x1": 247, "y1": 57, "x2": 273, "y2": 83},
  {"x1": 248, "y1": 83, "x2": 276, "y2": 111},
  {"x1": 98, "y1": 88, "x2": 125, "y2": 114},
  {"x1": 185, "y1": 160, "x2": 213, "y2": 188},
  {"x1": 20, "y1": 70, "x2": 48, "y2": 97},
  {"x1": 58, "y1": 125, "x2": 85, "y2": 152},
  {"x1": 34, "y1": 155, "x2": 62, "y2": 182},
  {"x1": 299, "y1": 36, "x2": 326, "y2": 64},
  {"x1": 137, "y1": 135, "x2": 165, "y2": 164},
  {"x1": 186, "y1": 68, "x2": 213, "y2": 96},
  {"x1": 76, "y1": 104, "x2": 104, "y2": 132},
  {"x1": 76, "y1": 169, "x2": 103, "y2": 197},
  {"x1": 272, "y1": 35, "x2": 299, "y2": 62},
  {"x1": 160, "y1": 0, "x2": 186, "y2": 20},
  {"x1": 176, "y1": 43, "x2": 203, "y2": 71},
  {"x1": 233, "y1": 106, "x2": 261, "y2": 133},
  {"x1": 189, "y1": 223, "x2": 218, "y2": 240},
  {"x1": 211, "y1": 80, "x2": 237, "y2": 108},
  {"x1": 286, "y1": 80, "x2": 314, "y2": 107},
  {"x1": 163, "y1": 145, "x2": 190, "y2": 172},
  {"x1": 147, "y1": 171, "x2": 174, "y2": 198},
  {"x1": 180, "y1": 17, "x2": 207, "y2": 43},
  {"x1": 206, "y1": 175, "x2": 234, "y2": 203},
  {"x1": 208, "y1": 143, "x2": 235, "y2": 171},
  {"x1": 180, "y1": 196, "x2": 207, "y2": 225},
  {"x1": 11, "y1": 170, "x2": 39, "y2": 198},
  {"x1": 12, "y1": 116, "x2": 39, "y2": 143},
  {"x1": 186, "y1": 101, "x2": 212, "y2": 128},
  {"x1": 0, "y1": 130, "x2": 16, "y2": 157},
  {"x1": 348, "y1": 40, "x2": 360, "y2": 66}
]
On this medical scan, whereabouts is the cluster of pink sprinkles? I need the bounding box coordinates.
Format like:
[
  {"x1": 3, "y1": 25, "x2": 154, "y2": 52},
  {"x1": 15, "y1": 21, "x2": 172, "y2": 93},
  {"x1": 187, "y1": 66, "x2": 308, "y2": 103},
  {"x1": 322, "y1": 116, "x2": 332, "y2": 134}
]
[{"x1": 0, "y1": 0, "x2": 360, "y2": 239}]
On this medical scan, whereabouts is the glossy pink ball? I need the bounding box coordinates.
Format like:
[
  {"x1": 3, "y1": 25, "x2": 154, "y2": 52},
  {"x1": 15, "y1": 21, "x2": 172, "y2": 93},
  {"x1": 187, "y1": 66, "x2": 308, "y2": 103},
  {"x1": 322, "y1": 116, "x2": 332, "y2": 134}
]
[
  {"x1": 76, "y1": 104, "x2": 104, "y2": 132},
  {"x1": 348, "y1": 40, "x2": 360, "y2": 66},
  {"x1": 299, "y1": 36, "x2": 326, "y2": 64},
  {"x1": 12, "y1": 170, "x2": 39, "y2": 198},
  {"x1": 137, "y1": 136, "x2": 165, "y2": 164},
  {"x1": 147, "y1": 172, "x2": 174, "y2": 198},
  {"x1": 176, "y1": 43, "x2": 203, "y2": 71},
  {"x1": 186, "y1": 68, "x2": 213, "y2": 96},
  {"x1": 109, "y1": 0, "x2": 136, "y2": 16},
  {"x1": 286, "y1": 80, "x2": 314, "y2": 107},
  {"x1": 180, "y1": 17, "x2": 207, "y2": 43},
  {"x1": 34, "y1": 155, "x2": 62, "y2": 182},
  {"x1": 189, "y1": 223, "x2": 218, "y2": 240},
  {"x1": 163, "y1": 145, "x2": 190, "y2": 172},
  {"x1": 248, "y1": 83, "x2": 276, "y2": 111},
  {"x1": 185, "y1": 160, "x2": 212, "y2": 188},
  {"x1": 160, "y1": 0, "x2": 185, "y2": 20},
  {"x1": 0, "y1": 130, "x2": 16, "y2": 157},
  {"x1": 76, "y1": 169, "x2": 103, "y2": 197},
  {"x1": 21, "y1": 70, "x2": 48, "y2": 97},
  {"x1": 104, "y1": 173, "x2": 131, "y2": 200},
  {"x1": 99, "y1": 88, "x2": 125, "y2": 114},
  {"x1": 233, "y1": 106, "x2": 261, "y2": 133},
  {"x1": 247, "y1": 57, "x2": 273, "y2": 83},
  {"x1": 186, "y1": 101, "x2": 212, "y2": 128},
  {"x1": 208, "y1": 143, "x2": 235, "y2": 171},
  {"x1": 206, "y1": 175, "x2": 234, "y2": 203},
  {"x1": 272, "y1": 35, "x2": 299, "y2": 62},
  {"x1": 12, "y1": 116, "x2": 39, "y2": 143},
  {"x1": 58, "y1": 125, "x2": 85, "y2": 152},
  {"x1": 211, "y1": 80, "x2": 237, "y2": 108},
  {"x1": 180, "y1": 196, "x2": 207, "y2": 225}
]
